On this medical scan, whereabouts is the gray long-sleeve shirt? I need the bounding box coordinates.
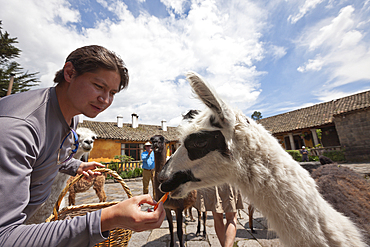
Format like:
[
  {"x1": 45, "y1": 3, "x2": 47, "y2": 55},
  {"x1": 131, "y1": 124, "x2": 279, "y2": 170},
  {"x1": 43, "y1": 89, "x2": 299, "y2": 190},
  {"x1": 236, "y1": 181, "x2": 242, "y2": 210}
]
[{"x1": 0, "y1": 87, "x2": 107, "y2": 246}]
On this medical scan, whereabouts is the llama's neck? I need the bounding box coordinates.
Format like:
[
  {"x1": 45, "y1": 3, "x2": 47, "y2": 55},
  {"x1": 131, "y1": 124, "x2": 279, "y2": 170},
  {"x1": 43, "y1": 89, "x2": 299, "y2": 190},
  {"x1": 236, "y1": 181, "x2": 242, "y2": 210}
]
[
  {"x1": 154, "y1": 149, "x2": 166, "y2": 173},
  {"x1": 230, "y1": 114, "x2": 365, "y2": 246},
  {"x1": 153, "y1": 148, "x2": 167, "y2": 201}
]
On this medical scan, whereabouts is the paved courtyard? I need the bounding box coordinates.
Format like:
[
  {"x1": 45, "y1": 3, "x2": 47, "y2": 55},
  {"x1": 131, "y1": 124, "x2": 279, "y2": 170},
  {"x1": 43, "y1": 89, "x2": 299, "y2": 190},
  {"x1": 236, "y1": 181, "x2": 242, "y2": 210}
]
[
  {"x1": 76, "y1": 178, "x2": 282, "y2": 247},
  {"x1": 74, "y1": 162, "x2": 370, "y2": 246}
]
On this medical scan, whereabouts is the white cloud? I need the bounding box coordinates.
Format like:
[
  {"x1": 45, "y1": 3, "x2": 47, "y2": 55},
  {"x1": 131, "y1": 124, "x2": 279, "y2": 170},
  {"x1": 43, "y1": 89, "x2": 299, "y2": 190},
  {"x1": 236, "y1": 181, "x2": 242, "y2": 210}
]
[
  {"x1": 308, "y1": 5, "x2": 355, "y2": 51},
  {"x1": 297, "y1": 57, "x2": 324, "y2": 72},
  {"x1": 160, "y1": 0, "x2": 187, "y2": 15},
  {"x1": 288, "y1": 0, "x2": 324, "y2": 24},
  {"x1": 315, "y1": 88, "x2": 370, "y2": 103},
  {"x1": 338, "y1": 30, "x2": 362, "y2": 48},
  {"x1": 0, "y1": 0, "x2": 267, "y2": 126},
  {"x1": 297, "y1": 5, "x2": 370, "y2": 89},
  {"x1": 270, "y1": 45, "x2": 287, "y2": 61}
]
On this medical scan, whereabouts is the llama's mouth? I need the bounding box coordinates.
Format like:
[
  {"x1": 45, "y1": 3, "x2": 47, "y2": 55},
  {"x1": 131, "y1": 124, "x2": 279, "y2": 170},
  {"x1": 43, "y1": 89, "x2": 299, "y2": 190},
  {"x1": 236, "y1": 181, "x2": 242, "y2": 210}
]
[
  {"x1": 81, "y1": 144, "x2": 92, "y2": 151},
  {"x1": 160, "y1": 169, "x2": 201, "y2": 193}
]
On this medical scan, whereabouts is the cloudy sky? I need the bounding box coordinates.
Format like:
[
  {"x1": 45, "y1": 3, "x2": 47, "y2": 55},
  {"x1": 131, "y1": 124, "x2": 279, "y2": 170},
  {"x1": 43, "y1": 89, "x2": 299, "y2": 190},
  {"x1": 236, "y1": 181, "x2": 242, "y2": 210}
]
[{"x1": 1, "y1": 0, "x2": 369, "y2": 126}]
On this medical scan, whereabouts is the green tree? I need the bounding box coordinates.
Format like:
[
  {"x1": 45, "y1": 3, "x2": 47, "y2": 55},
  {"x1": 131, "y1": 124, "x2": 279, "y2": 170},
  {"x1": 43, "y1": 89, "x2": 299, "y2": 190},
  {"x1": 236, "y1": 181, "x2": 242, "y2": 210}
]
[
  {"x1": 251, "y1": 111, "x2": 263, "y2": 120},
  {"x1": 0, "y1": 20, "x2": 39, "y2": 97}
]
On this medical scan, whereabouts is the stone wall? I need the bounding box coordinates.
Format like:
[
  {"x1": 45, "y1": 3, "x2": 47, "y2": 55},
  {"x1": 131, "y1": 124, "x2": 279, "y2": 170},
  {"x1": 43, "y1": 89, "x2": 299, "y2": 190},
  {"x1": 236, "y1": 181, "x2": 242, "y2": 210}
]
[{"x1": 334, "y1": 109, "x2": 370, "y2": 162}]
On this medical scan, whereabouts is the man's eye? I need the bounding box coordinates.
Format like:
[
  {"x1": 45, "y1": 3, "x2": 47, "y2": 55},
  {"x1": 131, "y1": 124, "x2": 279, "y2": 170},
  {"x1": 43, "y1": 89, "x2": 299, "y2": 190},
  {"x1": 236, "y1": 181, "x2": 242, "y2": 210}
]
[{"x1": 95, "y1": 84, "x2": 103, "y2": 89}]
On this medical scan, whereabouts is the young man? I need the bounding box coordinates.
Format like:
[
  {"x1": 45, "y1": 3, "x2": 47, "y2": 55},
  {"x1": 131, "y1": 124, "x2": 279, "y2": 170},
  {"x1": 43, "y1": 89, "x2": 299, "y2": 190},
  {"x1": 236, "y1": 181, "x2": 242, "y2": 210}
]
[
  {"x1": 141, "y1": 142, "x2": 155, "y2": 197},
  {"x1": 0, "y1": 45, "x2": 165, "y2": 247}
]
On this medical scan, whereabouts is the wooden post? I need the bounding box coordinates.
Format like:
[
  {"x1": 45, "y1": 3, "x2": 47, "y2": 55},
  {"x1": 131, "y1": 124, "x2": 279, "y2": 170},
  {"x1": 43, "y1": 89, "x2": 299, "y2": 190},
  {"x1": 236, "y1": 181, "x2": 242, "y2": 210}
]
[{"x1": 6, "y1": 74, "x2": 15, "y2": 96}]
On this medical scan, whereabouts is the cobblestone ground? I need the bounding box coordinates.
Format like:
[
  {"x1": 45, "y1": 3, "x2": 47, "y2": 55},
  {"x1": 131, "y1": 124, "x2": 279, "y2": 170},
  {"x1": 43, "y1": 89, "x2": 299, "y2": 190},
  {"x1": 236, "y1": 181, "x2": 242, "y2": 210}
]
[
  {"x1": 74, "y1": 162, "x2": 370, "y2": 246},
  {"x1": 76, "y1": 178, "x2": 281, "y2": 246}
]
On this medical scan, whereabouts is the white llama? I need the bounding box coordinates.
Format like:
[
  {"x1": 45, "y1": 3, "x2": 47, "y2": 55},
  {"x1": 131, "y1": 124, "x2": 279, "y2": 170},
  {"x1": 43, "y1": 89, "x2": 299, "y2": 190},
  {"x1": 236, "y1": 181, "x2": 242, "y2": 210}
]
[
  {"x1": 26, "y1": 127, "x2": 97, "y2": 224},
  {"x1": 158, "y1": 72, "x2": 365, "y2": 247}
]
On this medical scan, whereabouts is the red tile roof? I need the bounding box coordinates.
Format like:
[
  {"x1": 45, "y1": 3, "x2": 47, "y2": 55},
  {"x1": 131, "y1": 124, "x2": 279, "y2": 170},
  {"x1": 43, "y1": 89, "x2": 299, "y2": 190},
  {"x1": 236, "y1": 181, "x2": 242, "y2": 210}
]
[
  {"x1": 258, "y1": 90, "x2": 370, "y2": 134},
  {"x1": 77, "y1": 121, "x2": 179, "y2": 142}
]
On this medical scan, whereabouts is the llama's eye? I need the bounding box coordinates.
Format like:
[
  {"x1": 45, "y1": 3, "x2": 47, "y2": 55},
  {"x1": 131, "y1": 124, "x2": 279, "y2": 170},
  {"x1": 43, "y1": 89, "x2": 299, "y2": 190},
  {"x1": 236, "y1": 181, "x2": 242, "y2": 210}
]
[{"x1": 194, "y1": 141, "x2": 207, "y2": 148}]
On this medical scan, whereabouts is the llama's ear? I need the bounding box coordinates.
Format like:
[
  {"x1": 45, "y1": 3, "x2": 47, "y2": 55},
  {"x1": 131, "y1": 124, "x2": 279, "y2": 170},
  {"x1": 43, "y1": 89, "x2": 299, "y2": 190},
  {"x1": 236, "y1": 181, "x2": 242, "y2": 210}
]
[
  {"x1": 187, "y1": 72, "x2": 225, "y2": 120},
  {"x1": 187, "y1": 72, "x2": 233, "y2": 125}
]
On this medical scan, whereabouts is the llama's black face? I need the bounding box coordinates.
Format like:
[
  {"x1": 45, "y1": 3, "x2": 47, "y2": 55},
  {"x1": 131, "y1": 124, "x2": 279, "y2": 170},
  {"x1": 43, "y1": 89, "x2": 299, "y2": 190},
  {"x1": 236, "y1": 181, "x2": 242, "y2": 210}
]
[
  {"x1": 158, "y1": 129, "x2": 232, "y2": 198},
  {"x1": 150, "y1": 135, "x2": 166, "y2": 153},
  {"x1": 184, "y1": 130, "x2": 229, "y2": 160}
]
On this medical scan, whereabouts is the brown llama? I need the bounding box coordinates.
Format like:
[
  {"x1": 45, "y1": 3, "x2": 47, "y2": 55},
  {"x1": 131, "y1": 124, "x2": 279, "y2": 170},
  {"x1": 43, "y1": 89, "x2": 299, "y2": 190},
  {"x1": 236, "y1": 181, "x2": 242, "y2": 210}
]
[
  {"x1": 311, "y1": 164, "x2": 370, "y2": 245},
  {"x1": 67, "y1": 175, "x2": 106, "y2": 205},
  {"x1": 151, "y1": 135, "x2": 198, "y2": 247},
  {"x1": 67, "y1": 128, "x2": 106, "y2": 205}
]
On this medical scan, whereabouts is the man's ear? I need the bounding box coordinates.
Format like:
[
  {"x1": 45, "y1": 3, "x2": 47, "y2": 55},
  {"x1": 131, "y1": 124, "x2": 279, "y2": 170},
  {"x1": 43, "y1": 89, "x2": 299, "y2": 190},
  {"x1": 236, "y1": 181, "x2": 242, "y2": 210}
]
[{"x1": 63, "y1": 61, "x2": 75, "y2": 83}]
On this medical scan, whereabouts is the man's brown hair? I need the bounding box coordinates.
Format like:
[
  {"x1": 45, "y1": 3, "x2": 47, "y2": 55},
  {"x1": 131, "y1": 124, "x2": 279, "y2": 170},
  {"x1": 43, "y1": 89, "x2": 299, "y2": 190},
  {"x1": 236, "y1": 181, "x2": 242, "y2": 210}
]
[{"x1": 54, "y1": 45, "x2": 129, "y2": 91}]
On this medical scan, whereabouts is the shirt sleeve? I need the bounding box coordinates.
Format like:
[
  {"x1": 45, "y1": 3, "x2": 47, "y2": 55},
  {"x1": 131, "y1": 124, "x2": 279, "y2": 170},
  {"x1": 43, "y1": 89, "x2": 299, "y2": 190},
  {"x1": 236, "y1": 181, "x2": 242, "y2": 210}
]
[
  {"x1": 0, "y1": 120, "x2": 107, "y2": 247},
  {"x1": 59, "y1": 158, "x2": 82, "y2": 176},
  {"x1": 141, "y1": 151, "x2": 149, "y2": 161}
]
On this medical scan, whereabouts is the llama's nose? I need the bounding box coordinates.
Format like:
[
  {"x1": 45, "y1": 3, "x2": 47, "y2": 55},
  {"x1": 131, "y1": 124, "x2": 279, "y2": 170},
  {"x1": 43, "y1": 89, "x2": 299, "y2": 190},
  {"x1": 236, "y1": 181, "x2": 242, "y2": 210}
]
[
  {"x1": 84, "y1": 140, "x2": 93, "y2": 144},
  {"x1": 157, "y1": 172, "x2": 166, "y2": 184}
]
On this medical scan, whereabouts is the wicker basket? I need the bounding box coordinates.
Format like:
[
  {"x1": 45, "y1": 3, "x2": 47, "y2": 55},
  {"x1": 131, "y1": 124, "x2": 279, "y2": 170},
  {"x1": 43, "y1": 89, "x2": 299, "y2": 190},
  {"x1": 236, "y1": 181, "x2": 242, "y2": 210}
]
[{"x1": 46, "y1": 168, "x2": 133, "y2": 247}]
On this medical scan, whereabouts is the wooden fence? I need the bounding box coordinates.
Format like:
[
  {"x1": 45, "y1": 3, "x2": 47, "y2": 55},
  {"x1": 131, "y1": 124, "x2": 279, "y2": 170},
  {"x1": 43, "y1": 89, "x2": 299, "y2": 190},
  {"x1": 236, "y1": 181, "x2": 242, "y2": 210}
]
[{"x1": 103, "y1": 161, "x2": 142, "y2": 174}]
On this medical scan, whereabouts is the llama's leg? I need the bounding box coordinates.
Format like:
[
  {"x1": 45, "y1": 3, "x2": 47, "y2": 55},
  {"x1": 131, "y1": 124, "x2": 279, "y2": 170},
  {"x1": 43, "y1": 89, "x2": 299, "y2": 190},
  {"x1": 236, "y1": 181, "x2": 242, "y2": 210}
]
[
  {"x1": 202, "y1": 211, "x2": 207, "y2": 237},
  {"x1": 93, "y1": 181, "x2": 107, "y2": 202},
  {"x1": 175, "y1": 208, "x2": 185, "y2": 247},
  {"x1": 165, "y1": 209, "x2": 175, "y2": 247},
  {"x1": 196, "y1": 210, "x2": 207, "y2": 238},
  {"x1": 94, "y1": 187, "x2": 107, "y2": 202},
  {"x1": 248, "y1": 205, "x2": 255, "y2": 233},
  {"x1": 196, "y1": 209, "x2": 201, "y2": 236},
  {"x1": 68, "y1": 190, "x2": 75, "y2": 206},
  {"x1": 187, "y1": 207, "x2": 195, "y2": 221},
  {"x1": 237, "y1": 209, "x2": 243, "y2": 219},
  {"x1": 196, "y1": 209, "x2": 207, "y2": 238}
]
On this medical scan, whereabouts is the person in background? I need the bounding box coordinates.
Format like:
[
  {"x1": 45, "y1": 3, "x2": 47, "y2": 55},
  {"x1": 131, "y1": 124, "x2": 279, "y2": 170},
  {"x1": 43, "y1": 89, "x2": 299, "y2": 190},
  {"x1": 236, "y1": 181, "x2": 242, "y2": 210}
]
[
  {"x1": 196, "y1": 184, "x2": 244, "y2": 247},
  {"x1": 0, "y1": 45, "x2": 165, "y2": 247},
  {"x1": 142, "y1": 141, "x2": 155, "y2": 198},
  {"x1": 300, "y1": 146, "x2": 309, "y2": 162}
]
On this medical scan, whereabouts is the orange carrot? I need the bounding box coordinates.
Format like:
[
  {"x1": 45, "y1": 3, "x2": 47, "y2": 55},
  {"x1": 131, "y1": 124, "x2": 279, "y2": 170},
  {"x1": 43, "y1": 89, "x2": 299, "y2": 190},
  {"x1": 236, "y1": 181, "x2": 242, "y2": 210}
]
[{"x1": 154, "y1": 192, "x2": 169, "y2": 210}]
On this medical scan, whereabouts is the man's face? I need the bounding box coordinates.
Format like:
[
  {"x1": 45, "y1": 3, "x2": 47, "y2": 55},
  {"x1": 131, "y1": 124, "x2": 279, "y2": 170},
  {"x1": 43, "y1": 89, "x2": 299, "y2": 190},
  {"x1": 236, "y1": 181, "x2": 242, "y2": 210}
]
[
  {"x1": 145, "y1": 145, "x2": 151, "y2": 151},
  {"x1": 68, "y1": 69, "x2": 120, "y2": 118}
]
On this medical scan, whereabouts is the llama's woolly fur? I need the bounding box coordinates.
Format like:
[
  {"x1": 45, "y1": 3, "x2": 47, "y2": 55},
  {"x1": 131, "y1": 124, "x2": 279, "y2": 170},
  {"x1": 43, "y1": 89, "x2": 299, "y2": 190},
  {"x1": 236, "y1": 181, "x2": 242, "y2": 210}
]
[{"x1": 159, "y1": 72, "x2": 365, "y2": 247}]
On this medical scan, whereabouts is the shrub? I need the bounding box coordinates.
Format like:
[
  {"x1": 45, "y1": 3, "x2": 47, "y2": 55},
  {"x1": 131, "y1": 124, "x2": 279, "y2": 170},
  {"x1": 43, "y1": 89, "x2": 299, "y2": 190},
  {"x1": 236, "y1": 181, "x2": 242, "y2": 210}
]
[
  {"x1": 287, "y1": 150, "x2": 319, "y2": 162},
  {"x1": 114, "y1": 155, "x2": 134, "y2": 163},
  {"x1": 322, "y1": 150, "x2": 346, "y2": 162},
  {"x1": 119, "y1": 167, "x2": 143, "y2": 179},
  {"x1": 286, "y1": 150, "x2": 302, "y2": 162}
]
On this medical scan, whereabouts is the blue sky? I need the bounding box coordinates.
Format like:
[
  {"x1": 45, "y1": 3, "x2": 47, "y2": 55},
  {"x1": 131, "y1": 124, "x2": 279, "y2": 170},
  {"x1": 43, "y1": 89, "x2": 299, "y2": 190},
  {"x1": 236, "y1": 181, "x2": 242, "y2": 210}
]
[{"x1": 1, "y1": 0, "x2": 369, "y2": 126}]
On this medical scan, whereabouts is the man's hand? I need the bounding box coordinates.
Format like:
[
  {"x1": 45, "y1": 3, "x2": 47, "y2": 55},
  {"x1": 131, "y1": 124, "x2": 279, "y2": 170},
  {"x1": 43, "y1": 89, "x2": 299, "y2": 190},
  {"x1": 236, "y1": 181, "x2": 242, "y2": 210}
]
[
  {"x1": 77, "y1": 161, "x2": 105, "y2": 181},
  {"x1": 101, "y1": 194, "x2": 166, "y2": 232}
]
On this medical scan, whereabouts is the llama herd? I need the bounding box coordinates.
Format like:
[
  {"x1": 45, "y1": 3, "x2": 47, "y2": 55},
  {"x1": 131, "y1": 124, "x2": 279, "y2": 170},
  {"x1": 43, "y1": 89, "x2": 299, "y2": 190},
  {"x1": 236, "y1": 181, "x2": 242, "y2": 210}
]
[{"x1": 29, "y1": 71, "x2": 369, "y2": 247}]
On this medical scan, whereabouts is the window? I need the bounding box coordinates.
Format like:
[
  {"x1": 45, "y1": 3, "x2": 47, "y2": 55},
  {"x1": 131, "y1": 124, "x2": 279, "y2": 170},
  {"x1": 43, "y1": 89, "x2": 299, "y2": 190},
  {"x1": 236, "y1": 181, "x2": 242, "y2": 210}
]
[{"x1": 121, "y1": 143, "x2": 142, "y2": 161}]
